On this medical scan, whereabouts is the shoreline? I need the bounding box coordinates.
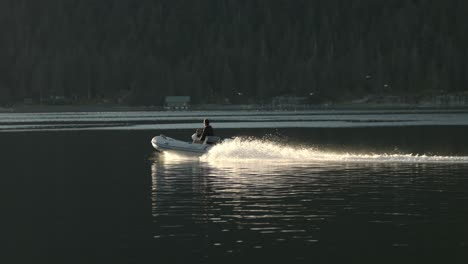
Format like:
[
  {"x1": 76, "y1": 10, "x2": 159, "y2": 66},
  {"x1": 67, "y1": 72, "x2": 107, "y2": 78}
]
[{"x1": 1, "y1": 103, "x2": 468, "y2": 113}]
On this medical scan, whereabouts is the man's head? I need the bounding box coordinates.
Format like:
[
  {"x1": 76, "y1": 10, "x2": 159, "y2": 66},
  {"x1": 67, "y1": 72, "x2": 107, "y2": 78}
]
[{"x1": 204, "y1": 119, "x2": 210, "y2": 126}]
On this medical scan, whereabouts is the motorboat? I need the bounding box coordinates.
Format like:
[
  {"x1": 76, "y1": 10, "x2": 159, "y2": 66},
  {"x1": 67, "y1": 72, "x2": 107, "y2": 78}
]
[{"x1": 151, "y1": 134, "x2": 222, "y2": 156}]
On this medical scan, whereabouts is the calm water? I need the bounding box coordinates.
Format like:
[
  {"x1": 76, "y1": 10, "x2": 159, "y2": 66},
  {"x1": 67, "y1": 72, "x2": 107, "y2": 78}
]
[{"x1": 1, "y1": 111, "x2": 468, "y2": 263}]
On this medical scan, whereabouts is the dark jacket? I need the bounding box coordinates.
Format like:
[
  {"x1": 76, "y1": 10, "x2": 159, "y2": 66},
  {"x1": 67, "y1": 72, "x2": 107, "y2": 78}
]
[{"x1": 200, "y1": 125, "x2": 214, "y2": 141}]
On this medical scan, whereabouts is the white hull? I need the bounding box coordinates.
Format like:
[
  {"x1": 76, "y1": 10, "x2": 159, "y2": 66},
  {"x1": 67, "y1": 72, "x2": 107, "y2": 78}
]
[{"x1": 151, "y1": 135, "x2": 213, "y2": 157}]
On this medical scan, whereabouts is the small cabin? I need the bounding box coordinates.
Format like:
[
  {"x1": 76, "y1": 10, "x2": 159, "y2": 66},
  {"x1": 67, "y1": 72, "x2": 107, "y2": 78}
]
[
  {"x1": 272, "y1": 96, "x2": 308, "y2": 106},
  {"x1": 165, "y1": 96, "x2": 190, "y2": 110}
]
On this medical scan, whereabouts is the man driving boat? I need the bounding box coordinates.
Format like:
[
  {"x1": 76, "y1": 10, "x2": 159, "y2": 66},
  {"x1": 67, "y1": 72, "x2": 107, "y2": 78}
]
[{"x1": 192, "y1": 119, "x2": 214, "y2": 143}]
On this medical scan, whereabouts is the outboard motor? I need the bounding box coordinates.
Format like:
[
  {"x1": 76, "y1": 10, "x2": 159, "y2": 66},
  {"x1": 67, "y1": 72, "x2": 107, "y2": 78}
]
[{"x1": 204, "y1": 136, "x2": 221, "y2": 145}]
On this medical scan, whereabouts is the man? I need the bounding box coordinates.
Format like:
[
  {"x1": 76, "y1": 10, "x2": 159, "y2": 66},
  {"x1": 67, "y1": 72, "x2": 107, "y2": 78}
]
[{"x1": 192, "y1": 119, "x2": 214, "y2": 143}]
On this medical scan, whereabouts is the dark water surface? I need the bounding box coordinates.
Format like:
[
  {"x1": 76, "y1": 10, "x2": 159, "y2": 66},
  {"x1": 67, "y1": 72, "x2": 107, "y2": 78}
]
[{"x1": 2, "y1": 126, "x2": 468, "y2": 263}]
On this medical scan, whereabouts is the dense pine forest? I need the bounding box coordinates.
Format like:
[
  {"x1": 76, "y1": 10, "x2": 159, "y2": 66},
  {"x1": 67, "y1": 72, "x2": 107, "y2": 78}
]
[{"x1": 1, "y1": 0, "x2": 467, "y2": 106}]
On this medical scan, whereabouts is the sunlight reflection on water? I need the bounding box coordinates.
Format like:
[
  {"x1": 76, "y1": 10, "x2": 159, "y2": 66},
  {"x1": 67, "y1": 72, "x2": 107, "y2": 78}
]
[{"x1": 149, "y1": 146, "x2": 468, "y2": 259}]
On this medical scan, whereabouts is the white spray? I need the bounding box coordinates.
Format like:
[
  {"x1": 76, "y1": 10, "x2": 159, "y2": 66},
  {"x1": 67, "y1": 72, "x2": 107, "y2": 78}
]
[{"x1": 199, "y1": 137, "x2": 468, "y2": 164}]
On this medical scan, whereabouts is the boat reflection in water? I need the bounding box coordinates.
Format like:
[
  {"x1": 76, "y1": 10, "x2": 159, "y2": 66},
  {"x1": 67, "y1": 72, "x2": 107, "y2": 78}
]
[{"x1": 150, "y1": 150, "x2": 333, "y2": 260}]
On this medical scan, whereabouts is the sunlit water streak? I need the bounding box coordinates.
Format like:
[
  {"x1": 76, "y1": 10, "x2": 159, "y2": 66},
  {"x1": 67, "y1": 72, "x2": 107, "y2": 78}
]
[
  {"x1": 1, "y1": 110, "x2": 468, "y2": 131},
  {"x1": 160, "y1": 137, "x2": 468, "y2": 164}
]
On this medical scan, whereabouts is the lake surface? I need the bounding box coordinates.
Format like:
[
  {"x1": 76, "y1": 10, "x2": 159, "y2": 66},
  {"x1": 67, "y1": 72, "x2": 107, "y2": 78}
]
[{"x1": 1, "y1": 110, "x2": 468, "y2": 263}]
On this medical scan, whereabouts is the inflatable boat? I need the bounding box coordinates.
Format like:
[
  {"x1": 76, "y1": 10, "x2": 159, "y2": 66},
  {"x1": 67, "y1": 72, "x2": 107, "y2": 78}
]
[{"x1": 151, "y1": 134, "x2": 222, "y2": 156}]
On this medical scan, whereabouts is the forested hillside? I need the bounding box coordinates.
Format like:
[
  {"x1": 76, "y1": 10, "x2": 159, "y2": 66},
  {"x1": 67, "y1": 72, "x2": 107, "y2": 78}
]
[{"x1": 1, "y1": 0, "x2": 467, "y2": 105}]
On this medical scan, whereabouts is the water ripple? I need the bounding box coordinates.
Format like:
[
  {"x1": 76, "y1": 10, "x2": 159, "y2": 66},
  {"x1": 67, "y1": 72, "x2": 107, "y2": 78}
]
[{"x1": 150, "y1": 153, "x2": 468, "y2": 258}]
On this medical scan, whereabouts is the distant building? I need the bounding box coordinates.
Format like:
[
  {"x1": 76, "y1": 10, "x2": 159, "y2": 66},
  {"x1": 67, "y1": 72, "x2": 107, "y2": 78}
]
[
  {"x1": 272, "y1": 96, "x2": 308, "y2": 106},
  {"x1": 165, "y1": 96, "x2": 190, "y2": 110}
]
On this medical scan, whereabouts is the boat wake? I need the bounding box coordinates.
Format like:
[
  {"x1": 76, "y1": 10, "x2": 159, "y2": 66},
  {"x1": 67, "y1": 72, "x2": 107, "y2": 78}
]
[{"x1": 196, "y1": 137, "x2": 468, "y2": 164}]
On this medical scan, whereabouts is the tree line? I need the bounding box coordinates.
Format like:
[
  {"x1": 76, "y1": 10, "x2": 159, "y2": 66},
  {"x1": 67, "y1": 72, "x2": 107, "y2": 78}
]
[{"x1": 1, "y1": 0, "x2": 467, "y2": 106}]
